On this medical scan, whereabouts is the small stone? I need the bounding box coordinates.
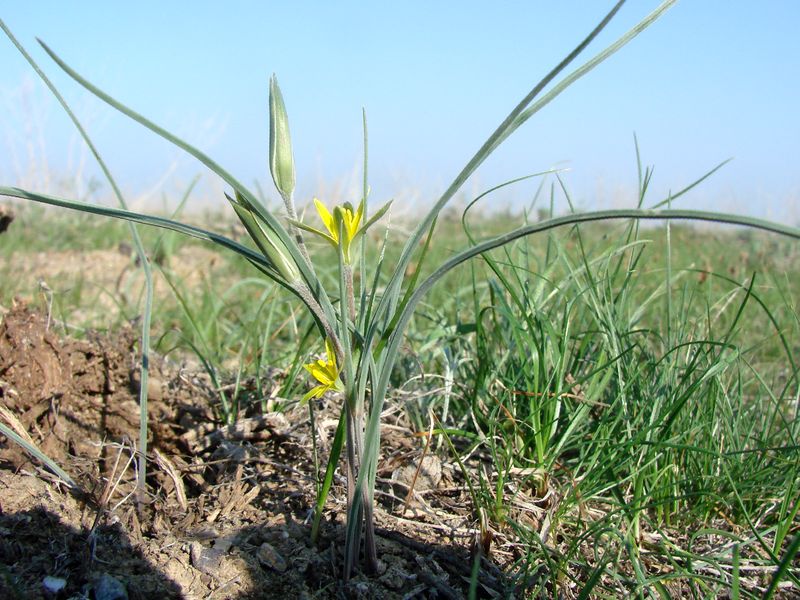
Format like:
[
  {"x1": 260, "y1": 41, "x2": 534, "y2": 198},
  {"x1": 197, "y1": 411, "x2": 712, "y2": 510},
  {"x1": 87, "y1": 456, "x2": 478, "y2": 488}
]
[
  {"x1": 93, "y1": 573, "x2": 128, "y2": 600},
  {"x1": 190, "y1": 541, "x2": 220, "y2": 575},
  {"x1": 392, "y1": 455, "x2": 442, "y2": 493},
  {"x1": 43, "y1": 575, "x2": 67, "y2": 594},
  {"x1": 129, "y1": 368, "x2": 163, "y2": 402},
  {"x1": 190, "y1": 541, "x2": 205, "y2": 567},
  {"x1": 256, "y1": 542, "x2": 287, "y2": 572}
]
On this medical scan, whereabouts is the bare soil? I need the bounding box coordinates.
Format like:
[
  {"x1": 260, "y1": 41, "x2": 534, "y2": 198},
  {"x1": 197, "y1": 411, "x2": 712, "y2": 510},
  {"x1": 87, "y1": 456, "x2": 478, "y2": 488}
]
[
  {"x1": 0, "y1": 302, "x2": 533, "y2": 599},
  {"x1": 0, "y1": 206, "x2": 12, "y2": 234}
]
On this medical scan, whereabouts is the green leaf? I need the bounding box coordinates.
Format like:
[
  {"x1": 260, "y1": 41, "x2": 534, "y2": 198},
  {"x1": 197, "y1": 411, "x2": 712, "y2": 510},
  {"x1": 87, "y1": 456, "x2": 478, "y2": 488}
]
[
  {"x1": 0, "y1": 422, "x2": 77, "y2": 489},
  {"x1": 288, "y1": 218, "x2": 337, "y2": 246},
  {"x1": 355, "y1": 199, "x2": 393, "y2": 239},
  {"x1": 228, "y1": 192, "x2": 301, "y2": 282}
]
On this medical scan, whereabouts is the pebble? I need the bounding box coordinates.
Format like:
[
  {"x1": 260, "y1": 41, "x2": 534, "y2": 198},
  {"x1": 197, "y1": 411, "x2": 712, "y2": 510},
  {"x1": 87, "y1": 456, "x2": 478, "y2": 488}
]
[
  {"x1": 190, "y1": 541, "x2": 221, "y2": 575},
  {"x1": 392, "y1": 455, "x2": 442, "y2": 493},
  {"x1": 93, "y1": 573, "x2": 128, "y2": 600},
  {"x1": 129, "y1": 369, "x2": 163, "y2": 402},
  {"x1": 256, "y1": 542, "x2": 287, "y2": 572},
  {"x1": 42, "y1": 575, "x2": 67, "y2": 595}
]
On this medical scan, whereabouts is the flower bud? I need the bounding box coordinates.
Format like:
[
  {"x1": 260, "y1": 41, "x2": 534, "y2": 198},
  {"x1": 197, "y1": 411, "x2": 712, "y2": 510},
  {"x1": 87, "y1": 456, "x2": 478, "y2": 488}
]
[{"x1": 269, "y1": 75, "x2": 295, "y2": 200}]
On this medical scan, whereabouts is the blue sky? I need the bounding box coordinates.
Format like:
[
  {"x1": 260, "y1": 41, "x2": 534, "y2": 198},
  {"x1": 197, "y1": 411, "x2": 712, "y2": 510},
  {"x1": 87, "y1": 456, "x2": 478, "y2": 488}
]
[{"x1": 1, "y1": 1, "x2": 798, "y2": 220}]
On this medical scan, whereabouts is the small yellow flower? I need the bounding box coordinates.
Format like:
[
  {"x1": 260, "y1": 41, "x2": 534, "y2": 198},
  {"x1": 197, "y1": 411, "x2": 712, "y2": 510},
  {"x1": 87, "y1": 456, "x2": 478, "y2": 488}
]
[
  {"x1": 290, "y1": 196, "x2": 392, "y2": 263},
  {"x1": 313, "y1": 198, "x2": 363, "y2": 263},
  {"x1": 302, "y1": 338, "x2": 344, "y2": 402}
]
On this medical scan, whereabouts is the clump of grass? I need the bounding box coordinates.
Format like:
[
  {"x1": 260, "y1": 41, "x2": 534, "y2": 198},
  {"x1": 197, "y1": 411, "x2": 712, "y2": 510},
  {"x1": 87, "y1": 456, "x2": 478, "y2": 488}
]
[{"x1": 433, "y1": 169, "x2": 800, "y2": 594}]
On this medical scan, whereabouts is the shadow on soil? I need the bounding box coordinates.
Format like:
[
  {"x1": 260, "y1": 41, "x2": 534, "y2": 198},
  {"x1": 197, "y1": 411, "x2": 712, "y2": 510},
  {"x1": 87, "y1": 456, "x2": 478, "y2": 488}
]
[
  {"x1": 0, "y1": 503, "x2": 528, "y2": 599},
  {"x1": 0, "y1": 506, "x2": 180, "y2": 599}
]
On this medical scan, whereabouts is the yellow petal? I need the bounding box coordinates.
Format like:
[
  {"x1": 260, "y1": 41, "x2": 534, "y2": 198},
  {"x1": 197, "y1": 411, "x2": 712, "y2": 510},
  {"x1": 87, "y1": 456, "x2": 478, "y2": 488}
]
[
  {"x1": 304, "y1": 360, "x2": 333, "y2": 386},
  {"x1": 302, "y1": 384, "x2": 326, "y2": 403},
  {"x1": 301, "y1": 338, "x2": 344, "y2": 403},
  {"x1": 324, "y1": 338, "x2": 338, "y2": 365},
  {"x1": 353, "y1": 202, "x2": 364, "y2": 230},
  {"x1": 344, "y1": 208, "x2": 360, "y2": 242},
  {"x1": 313, "y1": 198, "x2": 338, "y2": 243}
]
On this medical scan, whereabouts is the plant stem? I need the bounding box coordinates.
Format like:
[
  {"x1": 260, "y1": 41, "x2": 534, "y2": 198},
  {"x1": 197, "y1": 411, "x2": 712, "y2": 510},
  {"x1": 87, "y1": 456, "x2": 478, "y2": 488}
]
[
  {"x1": 282, "y1": 190, "x2": 314, "y2": 269},
  {"x1": 292, "y1": 280, "x2": 342, "y2": 361},
  {"x1": 342, "y1": 262, "x2": 378, "y2": 575}
]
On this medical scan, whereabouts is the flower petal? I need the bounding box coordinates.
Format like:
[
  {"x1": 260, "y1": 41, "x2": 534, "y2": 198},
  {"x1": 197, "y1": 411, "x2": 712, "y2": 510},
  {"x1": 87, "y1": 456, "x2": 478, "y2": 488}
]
[
  {"x1": 301, "y1": 338, "x2": 343, "y2": 402},
  {"x1": 314, "y1": 198, "x2": 338, "y2": 242},
  {"x1": 324, "y1": 338, "x2": 338, "y2": 364},
  {"x1": 344, "y1": 207, "x2": 360, "y2": 242},
  {"x1": 305, "y1": 360, "x2": 332, "y2": 385},
  {"x1": 302, "y1": 385, "x2": 326, "y2": 403},
  {"x1": 289, "y1": 219, "x2": 338, "y2": 247},
  {"x1": 353, "y1": 202, "x2": 364, "y2": 232}
]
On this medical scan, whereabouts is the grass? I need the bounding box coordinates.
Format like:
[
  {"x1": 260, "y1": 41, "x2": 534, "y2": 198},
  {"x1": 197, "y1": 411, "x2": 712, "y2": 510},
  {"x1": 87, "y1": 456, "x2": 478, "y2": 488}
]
[
  {"x1": 464, "y1": 217, "x2": 799, "y2": 595},
  {"x1": 2, "y1": 198, "x2": 798, "y2": 596}
]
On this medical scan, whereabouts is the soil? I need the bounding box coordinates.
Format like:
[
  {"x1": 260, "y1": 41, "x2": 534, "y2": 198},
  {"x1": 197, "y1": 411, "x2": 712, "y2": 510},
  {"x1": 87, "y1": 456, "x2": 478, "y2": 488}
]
[
  {"x1": 10, "y1": 244, "x2": 228, "y2": 327},
  {"x1": 0, "y1": 206, "x2": 12, "y2": 234},
  {"x1": 0, "y1": 302, "x2": 534, "y2": 599}
]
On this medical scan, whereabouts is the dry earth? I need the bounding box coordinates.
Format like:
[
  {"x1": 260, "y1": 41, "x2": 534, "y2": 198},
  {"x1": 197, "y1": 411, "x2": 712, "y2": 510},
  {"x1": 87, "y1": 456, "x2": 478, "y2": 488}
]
[{"x1": 0, "y1": 302, "x2": 540, "y2": 599}]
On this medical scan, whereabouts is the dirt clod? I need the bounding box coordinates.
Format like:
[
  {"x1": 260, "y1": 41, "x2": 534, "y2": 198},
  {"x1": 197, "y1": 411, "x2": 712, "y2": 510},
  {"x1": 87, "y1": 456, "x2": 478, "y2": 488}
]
[{"x1": 0, "y1": 205, "x2": 13, "y2": 234}]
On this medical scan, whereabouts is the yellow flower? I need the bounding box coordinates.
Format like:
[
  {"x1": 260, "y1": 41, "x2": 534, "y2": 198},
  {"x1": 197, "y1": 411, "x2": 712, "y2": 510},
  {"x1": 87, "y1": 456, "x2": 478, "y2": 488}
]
[
  {"x1": 313, "y1": 198, "x2": 363, "y2": 263},
  {"x1": 290, "y1": 196, "x2": 392, "y2": 265},
  {"x1": 302, "y1": 338, "x2": 344, "y2": 402}
]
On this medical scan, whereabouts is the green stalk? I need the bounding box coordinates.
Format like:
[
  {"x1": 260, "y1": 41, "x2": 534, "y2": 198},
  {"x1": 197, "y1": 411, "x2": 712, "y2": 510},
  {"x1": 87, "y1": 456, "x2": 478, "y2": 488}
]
[
  {"x1": 310, "y1": 408, "x2": 347, "y2": 543},
  {"x1": 0, "y1": 423, "x2": 76, "y2": 488}
]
